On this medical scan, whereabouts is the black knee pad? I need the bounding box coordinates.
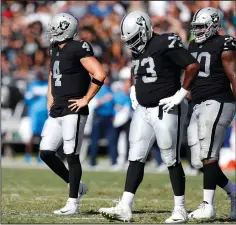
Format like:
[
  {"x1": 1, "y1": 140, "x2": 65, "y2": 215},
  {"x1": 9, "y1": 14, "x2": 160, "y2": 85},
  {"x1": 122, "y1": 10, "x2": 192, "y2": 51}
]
[
  {"x1": 66, "y1": 154, "x2": 80, "y2": 165},
  {"x1": 40, "y1": 150, "x2": 55, "y2": 160}
]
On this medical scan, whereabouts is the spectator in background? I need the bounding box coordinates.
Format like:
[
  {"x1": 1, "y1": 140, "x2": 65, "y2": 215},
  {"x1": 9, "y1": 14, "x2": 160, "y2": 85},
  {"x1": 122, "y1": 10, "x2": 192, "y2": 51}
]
[
  {"x1": 88, "y1": 1, "x2": 113, "y2": 19},
  {"x1": 90, "y1": 76, "x2": 116, "y2": 167},
  {"x1": 24, "y1": 71, "x2": 48, "y2": 163},
  {"x1": 112, "y1": 67, "x2": 132, "y2": 170},
  {"x1": 79, "y1": 26, "x2": 106, "y2": 62}
]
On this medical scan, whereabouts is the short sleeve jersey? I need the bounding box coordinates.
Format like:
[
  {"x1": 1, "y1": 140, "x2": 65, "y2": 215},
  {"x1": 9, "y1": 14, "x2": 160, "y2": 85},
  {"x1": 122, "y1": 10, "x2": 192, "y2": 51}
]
[
  {"x1": 49, "y1": 39, "x2": 94, "y2": 117},
  {"x1": 188, "y1": 35, "x2": 236, "y2": 103},
  {"x1": 132, "y1": 33, "x2": 190, "y2": 107}
]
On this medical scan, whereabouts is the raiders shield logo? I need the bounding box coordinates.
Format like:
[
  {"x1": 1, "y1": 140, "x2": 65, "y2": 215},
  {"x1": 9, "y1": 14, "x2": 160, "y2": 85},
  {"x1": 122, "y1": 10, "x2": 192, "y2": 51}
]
[
  {"x1": 60, "y1": 21, "x2": 70, "y2": 30},
  {"x1": 210, "y1": 13, "x2": 219, "y2": 27},
  {"x1": 136, "y1": 16, "x2": 149, "y2": 30}
]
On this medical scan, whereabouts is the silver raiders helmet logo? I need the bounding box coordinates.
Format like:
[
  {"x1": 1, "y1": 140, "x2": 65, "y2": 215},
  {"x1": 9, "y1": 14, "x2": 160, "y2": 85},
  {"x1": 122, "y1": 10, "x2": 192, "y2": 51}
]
[{"x1": 60, "y1": 21, "x2": 70, "y2": 30}]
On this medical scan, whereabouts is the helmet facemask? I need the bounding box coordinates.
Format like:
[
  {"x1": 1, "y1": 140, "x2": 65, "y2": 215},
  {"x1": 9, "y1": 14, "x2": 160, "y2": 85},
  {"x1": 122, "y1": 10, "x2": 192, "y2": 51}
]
[{"x1": 191, "y1": 21, "x2": 219, "y2": 43}]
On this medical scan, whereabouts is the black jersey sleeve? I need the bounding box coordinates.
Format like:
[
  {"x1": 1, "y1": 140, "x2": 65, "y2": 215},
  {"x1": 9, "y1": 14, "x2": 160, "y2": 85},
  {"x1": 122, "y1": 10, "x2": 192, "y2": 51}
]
[
  {"x1": 76, "y1": 40, "x2": 94, "y2": 59},
  {"x1": 222, "y1": 36, "x2": 236, "y2": 52},
  {"x1": 164, "y1": 47, "x2": 197, "y2": 69}
]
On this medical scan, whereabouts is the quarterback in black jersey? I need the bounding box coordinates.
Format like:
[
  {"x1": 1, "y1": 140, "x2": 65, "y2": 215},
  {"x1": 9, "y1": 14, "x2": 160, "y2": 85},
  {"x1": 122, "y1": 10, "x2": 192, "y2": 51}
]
[
  {"x1": 186, "y1": 7, "x2": 236, "y2": 220},
  {"x1": 99, "y1": 11, "x2": 200, "y2": 223},
  {"x1": 39, "y1": 13, "x2": 106, "y2": 215}
]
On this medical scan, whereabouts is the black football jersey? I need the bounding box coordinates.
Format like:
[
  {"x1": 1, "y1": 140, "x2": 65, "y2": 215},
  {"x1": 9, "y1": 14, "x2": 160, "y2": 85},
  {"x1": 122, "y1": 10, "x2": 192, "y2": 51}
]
[
  {"x1": 132, "y1": 33, "x2": 193, "y2": 107},
  {"x1": 188, "y1": 35, "x2": 236, "y2": 104},
  {"x1": 49, "y1": 39, "x2": 94, "y2": 117}
]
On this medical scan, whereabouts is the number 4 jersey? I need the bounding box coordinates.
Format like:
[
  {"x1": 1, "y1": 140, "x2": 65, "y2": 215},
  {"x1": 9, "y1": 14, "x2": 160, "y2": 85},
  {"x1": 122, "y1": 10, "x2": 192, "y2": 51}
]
[
  {"x1": 132, "y1": 33, "x2": 197, "y2": 107},
  {"x1": 49, "y1": 39, "x2": 94, "y2": 116},
  {"x1": 188, "y1": 35, "x2": 236, "y2": 104}
]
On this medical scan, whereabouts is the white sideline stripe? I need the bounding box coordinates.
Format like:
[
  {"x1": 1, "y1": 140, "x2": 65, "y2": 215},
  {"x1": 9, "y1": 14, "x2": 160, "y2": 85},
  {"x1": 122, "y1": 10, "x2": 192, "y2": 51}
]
[{"x1": 1, "y1": 213, "x2": 105, "y2": 220}]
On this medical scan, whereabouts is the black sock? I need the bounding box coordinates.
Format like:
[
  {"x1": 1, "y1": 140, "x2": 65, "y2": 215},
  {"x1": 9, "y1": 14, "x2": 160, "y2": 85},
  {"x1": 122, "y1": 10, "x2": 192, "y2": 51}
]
[
  {"x1": 203, "y1": 162, "x2": 219, "y2": 190},
  {"x1": 124, "y1": 161, "x2": 145, "y2": 194},
  {"x1": 40, "y1": 150, "x2": 69, "y2": 183},
  {"x1": 67, "y1": 154, "x2": 82, "y2": 198},
  {"x1": 199, "y1": 165, "x2": 228, "y2": 189},
  {"x1": 216, "y1": 167, "x2": 229, "y2": 188},
  {"x1": 168, "y1": 163, "x2": 185, "y2": 196}
]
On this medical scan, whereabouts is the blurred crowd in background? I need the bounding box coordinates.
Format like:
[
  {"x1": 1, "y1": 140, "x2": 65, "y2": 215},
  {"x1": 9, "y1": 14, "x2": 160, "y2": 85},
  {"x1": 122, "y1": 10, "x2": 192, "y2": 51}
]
[{"x1": 1, "y1": 1, "x2": 236, "y2": 172}]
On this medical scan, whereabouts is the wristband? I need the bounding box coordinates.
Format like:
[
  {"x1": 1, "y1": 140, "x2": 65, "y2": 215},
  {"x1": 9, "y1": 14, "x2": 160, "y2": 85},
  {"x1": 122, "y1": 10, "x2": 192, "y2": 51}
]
[{"x1": 92, "y1": 77, "x2": 104, "y2": 86}]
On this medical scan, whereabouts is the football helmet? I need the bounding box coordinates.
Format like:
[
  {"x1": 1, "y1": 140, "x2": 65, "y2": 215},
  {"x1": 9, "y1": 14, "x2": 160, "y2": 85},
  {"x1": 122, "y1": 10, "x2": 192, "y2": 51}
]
[
  {"x1": 47, "y1": 13, "x2": 78, "y2": 43},
  {"x1": 120, "y1": 11, "x2": 153, "y2": 54},
  {"x1": 191, "y1": 7, "x2": 222, "y2": 43}
]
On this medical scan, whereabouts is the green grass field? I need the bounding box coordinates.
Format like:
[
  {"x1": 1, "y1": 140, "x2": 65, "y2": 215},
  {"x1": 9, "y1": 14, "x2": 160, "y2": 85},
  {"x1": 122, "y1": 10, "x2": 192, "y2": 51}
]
[{"x1": 1, "y1": 168, "x2": 235, "y2": 224}]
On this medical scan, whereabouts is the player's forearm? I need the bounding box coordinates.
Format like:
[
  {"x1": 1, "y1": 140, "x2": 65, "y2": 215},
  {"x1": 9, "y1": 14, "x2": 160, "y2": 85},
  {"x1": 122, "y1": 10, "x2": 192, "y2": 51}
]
[
  {"x1": 130, "y1": 69, "x2": 134, "y2": 86},
  {"x1": 230, "y1": 77, "x2": 236, "y2": 99},
  {"x1": 182, "y1": 62, "x2": 200, "y2": 91},
  {"x1": 222, "y1": 51, "x2": 236, "y2": 99},
  {"x1": 47, "y1": 91, "x2": 53, "y2": 106},
  {"x1": 47, "y1": 72, "x2": 53, "y2": 110},
  {"x1": 84, "y1": 78, "x2": 105, "y2": 102}
]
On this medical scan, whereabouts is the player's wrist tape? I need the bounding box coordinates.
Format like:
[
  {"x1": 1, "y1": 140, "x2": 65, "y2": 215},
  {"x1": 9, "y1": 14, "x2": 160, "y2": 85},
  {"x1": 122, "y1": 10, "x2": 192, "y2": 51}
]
[
  {"x1": 177, "y1": 88, "x2": 188, "y2": 101},
  {"x1": 92, "y1": 78, "x2": 104, "y2": 86}
]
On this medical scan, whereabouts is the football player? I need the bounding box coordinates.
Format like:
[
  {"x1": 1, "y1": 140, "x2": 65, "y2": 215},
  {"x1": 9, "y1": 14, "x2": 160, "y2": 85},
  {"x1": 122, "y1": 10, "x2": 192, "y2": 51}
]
[
  {"x1": 186, "y1": 7, "x2": 236, "y2": 220},
  {"x1": 99, "y1": 10, "x2": 200, "y2": 223},
  {"x1": 39, "y1": 13, "x2": 106, "y2": 215}
]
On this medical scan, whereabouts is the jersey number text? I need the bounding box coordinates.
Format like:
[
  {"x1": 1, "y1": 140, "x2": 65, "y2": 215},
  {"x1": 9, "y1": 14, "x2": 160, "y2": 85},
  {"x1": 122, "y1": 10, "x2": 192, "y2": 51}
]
[
  {"x1": 191, "y1": 52, "x2": 211, "y2": 77},
  {"x1": 82, "y1": 42, "x2": 90, "y2": 51},
  {"x1": 132, "y1": 57, "x2": 157, "y2": 83},
  {"x1": 53, "y1": 61, "x2": 62, "y2": 86}
]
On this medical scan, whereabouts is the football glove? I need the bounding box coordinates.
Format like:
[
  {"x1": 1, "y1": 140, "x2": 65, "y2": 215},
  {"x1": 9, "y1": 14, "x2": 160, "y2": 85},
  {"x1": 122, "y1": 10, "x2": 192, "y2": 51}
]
[
  {"x1": 159, "y1": 88, "x2": 188, "y2": 113},
  {"x1": 130, "y1": 85, "x2": 138, "y2": 110}
]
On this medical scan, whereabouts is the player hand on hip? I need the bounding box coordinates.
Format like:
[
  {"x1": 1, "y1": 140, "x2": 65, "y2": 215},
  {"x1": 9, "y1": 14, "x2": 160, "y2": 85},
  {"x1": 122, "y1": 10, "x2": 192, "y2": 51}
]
[
  {"x1": 130, "y1": 85, "x2": 138, "y2": 110},
  {"x1": 68, "y1": 96, "x2": 89, "y2": 112},
  {"x1": 159, "y1": 88, "x2": 188, "y2": 113}
]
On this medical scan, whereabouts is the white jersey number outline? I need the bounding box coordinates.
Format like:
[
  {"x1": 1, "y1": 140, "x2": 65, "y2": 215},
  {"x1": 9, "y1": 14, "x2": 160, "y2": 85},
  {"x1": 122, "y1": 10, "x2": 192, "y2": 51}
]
[
  {"x1": 53, "y1": 61, "x2": 62, "y2": 86},
  {"x1": 191, "y1": 52, "x2": 211, "y2": 77},
  {"x1": 132, "y1": 57, "x2": 157, "y2": 83}
]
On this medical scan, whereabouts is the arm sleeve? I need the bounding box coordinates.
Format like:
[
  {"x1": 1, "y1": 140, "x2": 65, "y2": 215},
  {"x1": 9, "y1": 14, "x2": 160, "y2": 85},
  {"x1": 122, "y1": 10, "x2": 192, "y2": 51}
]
[
  {"x1": 164, "y1": 47, "x2": 198, "y2": 69},
  {"x1": 76, "y1": 40, "x2": 94, "y2": 59}
]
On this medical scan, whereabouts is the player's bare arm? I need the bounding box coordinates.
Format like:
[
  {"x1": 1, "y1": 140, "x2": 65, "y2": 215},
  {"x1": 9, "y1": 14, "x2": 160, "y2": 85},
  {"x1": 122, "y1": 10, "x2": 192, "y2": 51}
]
[
  {"x1": 222, "y1": 50, "x2": 236, "y2": 99},
  {"x1": 68, "y1": 56, "x2": 106, "y2": 112},
  {"x1": 47, "y1": 71, "x2": 53, "y2": 111},
  {"x1": 130, "y1": 68, "x2": 138, "y2": 110},
  {"x1": 159, "y1": 46, "x2": 200, "y2": 112},
  {"x1": 182, "y1": 61, "x2": 200, "y2": 90}
]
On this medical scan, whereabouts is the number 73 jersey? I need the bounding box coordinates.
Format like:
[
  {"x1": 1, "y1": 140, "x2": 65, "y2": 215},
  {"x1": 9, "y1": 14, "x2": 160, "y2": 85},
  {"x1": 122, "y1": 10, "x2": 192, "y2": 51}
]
[
  {"x1": 188, "y1": 35, "x2": 236, "y2": 104},
  {"x1": 132, "y1": 33, "x2": 185, "y2": 107}
]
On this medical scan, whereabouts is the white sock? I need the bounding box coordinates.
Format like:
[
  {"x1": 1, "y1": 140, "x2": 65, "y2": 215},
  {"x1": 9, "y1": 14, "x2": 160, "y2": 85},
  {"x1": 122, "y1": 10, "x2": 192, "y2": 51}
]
[
  {"x1": 68, "y1": 198, "x2": 78, "y2": 203},
  {"x1": 121, "y1": 192, "x2": 134, "y2": 207},
  {"x1": 223, "y1": 181, "x2": 236, "y2": 194},
  {"x1": 174, "y1": 195, "x2": 185, "y2": 208},
  {"x1": 203, "y1": 189, "x2": 215, "y2": 205}
]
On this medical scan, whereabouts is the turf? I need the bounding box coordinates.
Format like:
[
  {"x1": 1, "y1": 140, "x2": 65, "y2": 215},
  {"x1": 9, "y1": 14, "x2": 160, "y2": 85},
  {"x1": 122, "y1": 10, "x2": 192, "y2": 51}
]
[{"x1": 1, "y1": 168, "x2": 235, "y2": 224}]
